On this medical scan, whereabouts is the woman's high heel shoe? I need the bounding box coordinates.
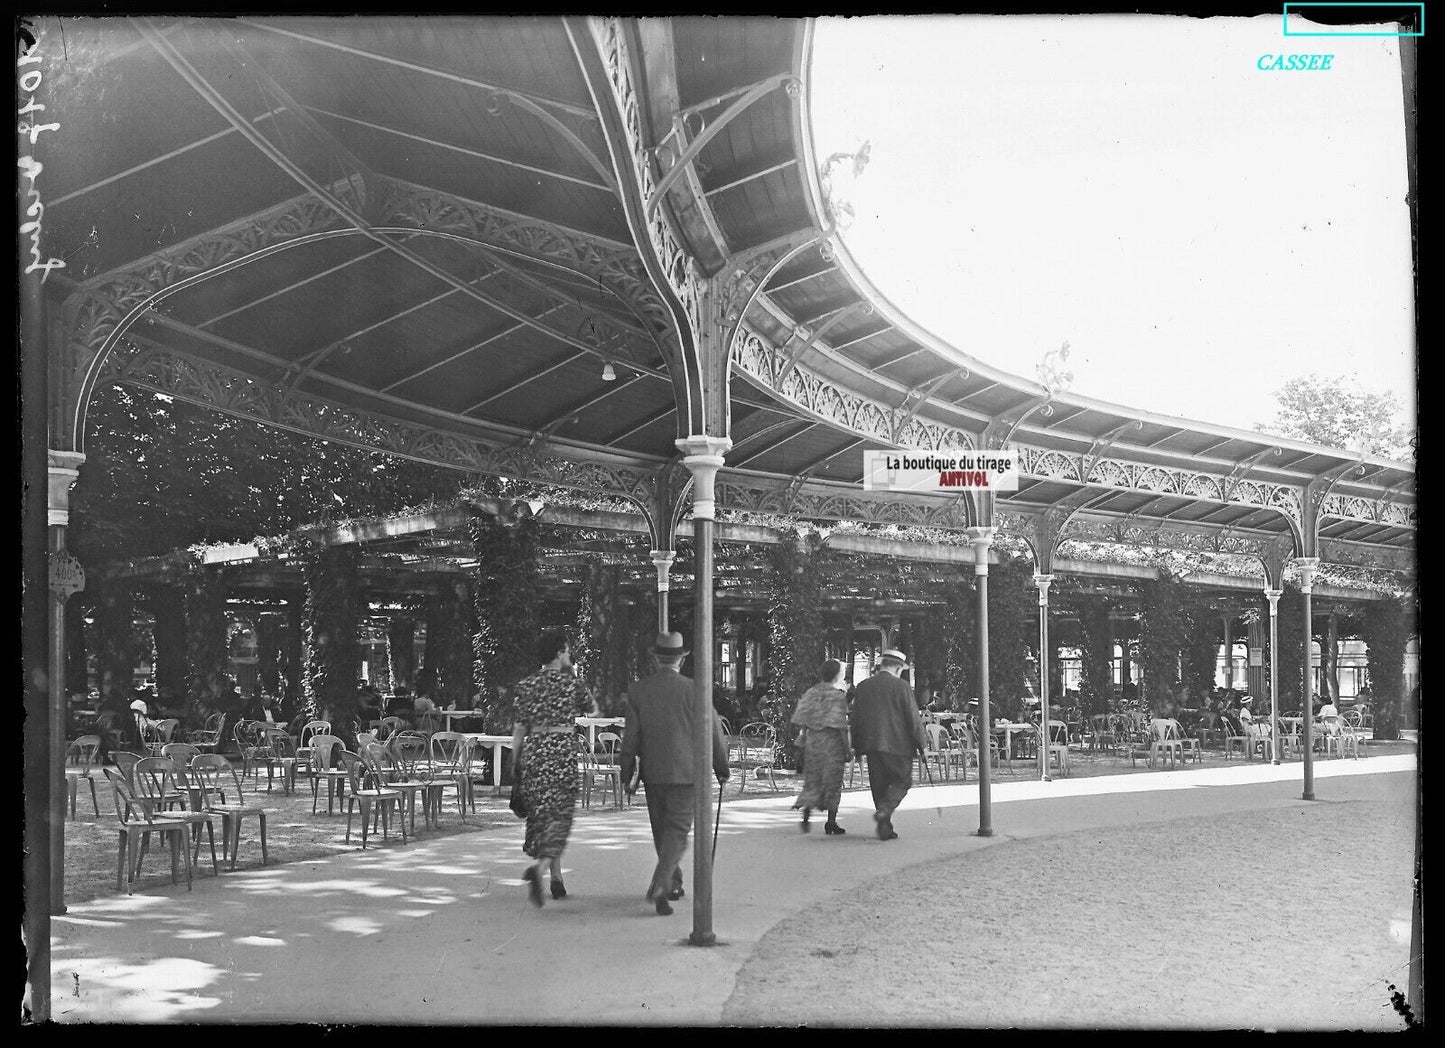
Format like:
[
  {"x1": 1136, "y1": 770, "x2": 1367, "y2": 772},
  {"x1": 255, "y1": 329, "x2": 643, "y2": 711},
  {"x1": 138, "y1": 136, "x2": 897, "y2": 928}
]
[
  {"x1": 799, "y1": 807, "x2": 811, "y2": 833},
  {"x1": 824, "y1": 821, "x2": 846, "y2": 835},
  {"x1": 550, "y1": 879, "x2": 567, "y2": 900}
]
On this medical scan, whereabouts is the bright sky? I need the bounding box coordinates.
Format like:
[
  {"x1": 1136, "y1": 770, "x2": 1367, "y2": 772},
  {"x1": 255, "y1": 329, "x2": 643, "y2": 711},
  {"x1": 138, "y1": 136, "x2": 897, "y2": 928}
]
[{"x1": 810, "y1": 14, "x2": 1416, "y2": 439}]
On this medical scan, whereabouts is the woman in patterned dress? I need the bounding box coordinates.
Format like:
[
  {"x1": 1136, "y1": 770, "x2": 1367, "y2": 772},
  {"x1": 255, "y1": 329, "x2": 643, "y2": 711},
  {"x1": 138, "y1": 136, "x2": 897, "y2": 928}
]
[
  {"x1": 510, "y1": 629, "x2": 596, "y2": 907},
  {"x1": 790, "y1": 659, "x2": 851, "y2": 835}
]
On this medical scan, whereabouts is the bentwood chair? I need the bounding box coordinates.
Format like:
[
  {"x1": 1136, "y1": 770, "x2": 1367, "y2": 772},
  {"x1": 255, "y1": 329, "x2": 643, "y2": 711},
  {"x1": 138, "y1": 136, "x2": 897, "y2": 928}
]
[
  {"x1": 145, "y1": 718, "x2": 181, "y2": 757},
  {"x1": 309, "y1": 734, "x2": 349, "y2": 815},
  {"x1": 186, "y1": 712, "x2": 226, "y2": 753},
  {"x1": 375, "y1": 738, "x2": 432, "y2": 834},
  {"x1": 579, "y1": 731, "x2": 624, "y2": 809},
  {"x1": 64, "y1": 735, "x2": 103, "y2": 818},
  {"x1": 732, "y1": 722, "x2": 779, "y2": 793},
  {"x1": 161, "y1": 742, "x2": 202, "y2": 768},
  {"x1": 189, "y1": 753, "x2": 273, "y2": 870}
]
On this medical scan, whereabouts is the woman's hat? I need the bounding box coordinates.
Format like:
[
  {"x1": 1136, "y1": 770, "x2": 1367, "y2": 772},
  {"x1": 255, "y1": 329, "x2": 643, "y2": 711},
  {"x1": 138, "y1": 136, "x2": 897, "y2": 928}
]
[
  {"x1": 653, "y1": 631, "x2": 690, "y2": 657},
  {"x1": 1240, "y1": 695, "x2": 1253, "y2": 704},
  {"x1": 879, "y1": 648, "x2": 909, "y2": 667}
]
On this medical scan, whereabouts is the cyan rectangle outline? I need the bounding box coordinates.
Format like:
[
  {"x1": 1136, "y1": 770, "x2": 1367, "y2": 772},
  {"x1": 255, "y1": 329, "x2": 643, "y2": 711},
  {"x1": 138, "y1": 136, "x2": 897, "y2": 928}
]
[{"x1": 1283, "y1": 3, "x2": 1424, "y2": 36}]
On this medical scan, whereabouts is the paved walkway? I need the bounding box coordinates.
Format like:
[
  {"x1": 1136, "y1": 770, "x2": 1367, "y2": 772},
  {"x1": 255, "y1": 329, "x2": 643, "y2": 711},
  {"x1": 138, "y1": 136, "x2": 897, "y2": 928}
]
[{"x1": 50, "y1": 754, "x2": 1417, "y2": 1025}]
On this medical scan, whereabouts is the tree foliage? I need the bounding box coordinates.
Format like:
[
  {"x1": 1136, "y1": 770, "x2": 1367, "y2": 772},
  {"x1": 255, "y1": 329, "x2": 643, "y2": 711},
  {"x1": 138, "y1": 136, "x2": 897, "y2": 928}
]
[
  {"x1": 469, "y1": 510, "x2": 541, "y2": 732},
  {"x1": 1255, "y1": 373, "x2": 1412, "y2": 458},
  {"x1": 71, "y1": 384, "x2": 467, "y2": 569},
  {"x1": 1359, "y1": 597, "x2": 1411, "y2": 741}
]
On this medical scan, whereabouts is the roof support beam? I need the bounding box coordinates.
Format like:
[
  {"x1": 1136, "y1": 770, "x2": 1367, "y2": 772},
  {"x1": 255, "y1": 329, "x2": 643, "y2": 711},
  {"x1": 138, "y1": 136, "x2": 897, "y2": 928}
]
[
  {"x1": 793, "y1": 437, "x2": 868, "y2": 477},
  {"x1": 603, "y1": 404, "x2": 676, "y2": 444},
  {"x1": 196, "y1": 241, "x2": 399, "y2": 329},
  {"x1": 704, "y1": 155, "x2": 799, "y2": 197},
  {"x1": 235, "y1": 18, "x2": 600, "y2": 121},
  {"x1": 728, "y1": 421, "x2": 817, "y2": 469},
  {"x1": 48, "y1": 107, "x2": 287, "y2": 209},
  {"x1": 777, "y1": 302, "x2": 872, "y2": 381},
  {"x1": 379, "y1": 303, "x2": 569, "y2": 394},
  {"x1": 135, "y1": 20, "x2": 656, "y2": 384},
  {"x1": 647, "y1": 72, "x2": 797, "y2": 214},
  {"x1": 282, "y1": 269, "x2": 505, "y2": 391},
  {"x1": 529, "y1": 373, "x2": 648, "y2": 438},
  {"x1": 764, "y1": 262, "x2": 837, "y2": 294},
  {"x1": 828, "y1": 326, "x2": 891, "y2": 353},
  {"x1": 304, "y1": 105, "x2": 614, "y2": 193}
]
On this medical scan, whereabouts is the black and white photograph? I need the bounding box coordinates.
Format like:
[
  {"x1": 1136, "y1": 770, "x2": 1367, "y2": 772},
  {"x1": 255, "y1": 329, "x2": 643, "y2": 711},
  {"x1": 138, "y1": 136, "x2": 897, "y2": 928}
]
[{"x1": 19, "y1": 8, "x2": 1419, "y2": 1028}]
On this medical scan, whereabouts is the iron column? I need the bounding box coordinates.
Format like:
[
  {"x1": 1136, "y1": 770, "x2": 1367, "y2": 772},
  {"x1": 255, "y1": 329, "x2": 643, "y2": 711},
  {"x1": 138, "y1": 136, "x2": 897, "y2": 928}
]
[
  {"x1": 679, "y1": 435, "x2": 729, "y2": 946},
  {"x1": 967, "y1": 527, "x2": 996, "y2": 836}
]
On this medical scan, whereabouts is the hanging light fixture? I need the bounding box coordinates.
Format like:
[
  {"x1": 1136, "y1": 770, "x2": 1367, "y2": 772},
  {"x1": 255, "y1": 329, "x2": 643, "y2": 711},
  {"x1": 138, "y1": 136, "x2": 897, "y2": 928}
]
[{"x1": 601, "y1": 361, "x2": 617, "y2": 382}]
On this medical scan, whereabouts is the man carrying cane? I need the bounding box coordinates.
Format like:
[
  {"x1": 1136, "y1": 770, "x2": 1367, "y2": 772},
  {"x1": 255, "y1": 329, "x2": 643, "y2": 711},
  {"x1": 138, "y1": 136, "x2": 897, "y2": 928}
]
[
  {"x1": 621, "y1": 632, "x2": 730, "y2": 916},
  {"x1": 850, "y1": 648, "x2": 927, "y2": 841}
]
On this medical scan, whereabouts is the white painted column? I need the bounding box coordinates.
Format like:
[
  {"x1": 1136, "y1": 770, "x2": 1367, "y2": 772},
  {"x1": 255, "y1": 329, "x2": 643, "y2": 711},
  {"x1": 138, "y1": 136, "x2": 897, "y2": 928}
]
[
  {"x1": 1265, "y1": 588, "x2": 1282, "y2": 765},
  {"x1": 649, "y1": 549, "x2": 675, "y2": 633}
]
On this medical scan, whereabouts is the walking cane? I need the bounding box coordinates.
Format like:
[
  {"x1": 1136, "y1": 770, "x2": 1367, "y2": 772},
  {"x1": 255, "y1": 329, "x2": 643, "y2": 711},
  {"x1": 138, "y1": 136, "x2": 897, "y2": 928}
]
[
  {"x1": 920, "y1": 747, "x2": 943, "y2": 818},
  {"x1": 711, "y1": 778, "x2": 725, "y2": 862}
]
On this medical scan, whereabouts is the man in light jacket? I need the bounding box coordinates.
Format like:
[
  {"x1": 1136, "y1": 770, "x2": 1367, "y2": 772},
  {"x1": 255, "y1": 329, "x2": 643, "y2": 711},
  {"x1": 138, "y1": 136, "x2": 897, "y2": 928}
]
[
  {"x1": 850, "y1": 648, "x2": 926, "y2": 840},
  {"x1": 621, "y1": 632, "x2": 730, "y2": 916}
]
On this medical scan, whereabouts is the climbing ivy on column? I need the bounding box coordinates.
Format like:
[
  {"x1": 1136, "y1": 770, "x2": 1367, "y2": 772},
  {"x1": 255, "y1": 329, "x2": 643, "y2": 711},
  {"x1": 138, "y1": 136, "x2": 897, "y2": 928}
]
[
  {"x1": 1137, "y1": 572, "x2": 1192, "y2": 712},
  {"x1": 1182, "y1": 594, "x2": 1221, "y2": 702},
  {"x1": 1274, "y1": 585, "x2": 1307, "y2": 712},
  {"x1": 420, "y1": 579, "x2": 473, "y2": 710},
  {"x1": 386, "y1": 609, "x2": 418, "y2": 692},
  {"x1": 468, "y1": 508, "x2": 540, "y2": 733},
  {"x1": 1072, "y1": 596, "x2": 1114, "y2": 717},
  {"x1": 765, "y1": 533, "x2": 825, "y2": 768},
  {"x1": 256, "y1": 612, "x2": 282, "y2": 698},
  {"x1": 574, "y1": 561, "x2": 633, "y2": 715},
  {"x1": 182, "y1": 563, "x2": 229, "y2": 723},
  {"x1": 299, "y1": 540, "x2": 363, "y2": 733},
  {"x1": 93, "y1": 581, "x2": 138, "y2": 703},
  {"x1": 1360, "y1": 596, "x2": 1409, "y2": 741},
  {"x1": 985, "y1": 556, "x2": 1037, "y2": 720},
  {"x1": 940, "y1": 581, "x2": 976, "y2": 708},
  {"x1": 148, "y1": 583, "x2": 188, "y2": 705}
]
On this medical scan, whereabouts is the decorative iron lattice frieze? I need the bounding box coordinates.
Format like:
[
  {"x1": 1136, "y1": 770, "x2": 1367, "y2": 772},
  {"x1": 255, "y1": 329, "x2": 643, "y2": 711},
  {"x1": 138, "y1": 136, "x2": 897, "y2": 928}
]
[
  {"x1": 1317, "y1": 538, "x2": 1414, "y2": 574},
  {"x1": 731, "y1": 323, "x2": 975, "y2": 452},
  {"x1": 1058, "y1": 515, "x2": 1280, "y2": 559},
  {"x1": 1320, "y1": 492, "x2": 1416, "y2": 529},
  {"x1": 1015, "y1": 445, "x2": 1308, "y2": 525}
]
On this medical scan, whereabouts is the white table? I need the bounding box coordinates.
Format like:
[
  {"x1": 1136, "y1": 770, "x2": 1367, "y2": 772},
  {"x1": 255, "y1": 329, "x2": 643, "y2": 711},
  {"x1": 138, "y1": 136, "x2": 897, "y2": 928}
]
[
  {"x1": 576, "y1": 716, "x2": 625, "y2": 754},
  {"x1": 461, "y1": 733, "x2": 515, "y2": 791},
  {"x1": 441, "y1": 710, "x2": 485, "y2": 732}
]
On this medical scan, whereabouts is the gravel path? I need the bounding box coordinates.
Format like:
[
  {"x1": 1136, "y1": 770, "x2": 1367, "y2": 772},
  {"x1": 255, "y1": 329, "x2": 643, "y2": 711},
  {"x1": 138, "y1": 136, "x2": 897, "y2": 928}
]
[{"x1": 723, "y1": 794, "x2": 1414, "y2": 1030}]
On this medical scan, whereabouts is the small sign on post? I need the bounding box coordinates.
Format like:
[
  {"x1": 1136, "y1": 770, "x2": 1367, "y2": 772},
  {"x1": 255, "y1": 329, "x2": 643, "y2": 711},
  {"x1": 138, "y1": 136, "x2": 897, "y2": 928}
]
[
  {"x1": 48, "y1": 550, "x2": 85, "y2": 598},
  {"x1": 862, "y1": 449, "x2": 1020, "y2": 493},
  {"x1": 1248, "y1": 647, "x2": 1263, "y2": 667}
]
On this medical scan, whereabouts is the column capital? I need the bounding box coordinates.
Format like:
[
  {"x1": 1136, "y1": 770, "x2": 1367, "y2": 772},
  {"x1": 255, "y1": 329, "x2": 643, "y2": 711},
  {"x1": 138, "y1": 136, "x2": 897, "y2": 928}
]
[
  {"x1": 965, "y1": 526, "x2": 997, "y2": 576},
  {"x1": 1032, "y1": 573, "x2": 1054, "y2": 606},
  {"x1": 1264, "y1": 587, "x2": 1283, "y2": 608},
  {"x1": 650, "y1": 549, "x2": 676, "y2": 592},
  {"x1": 676, "y1": 436, "x2": 731, "y2": 521},
  {"x1": 1293, "y1": 556, "x2": 1321, "y2": 594},
  {"x1": 47, "y1": 449, "x2": 86, "y2": 527}
]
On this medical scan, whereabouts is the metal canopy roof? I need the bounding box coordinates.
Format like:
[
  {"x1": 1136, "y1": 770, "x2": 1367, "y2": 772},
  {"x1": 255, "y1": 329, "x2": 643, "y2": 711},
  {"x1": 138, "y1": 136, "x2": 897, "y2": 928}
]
[{"x1": 42, "y1": 16, "x2": 1413, "y2": 576}]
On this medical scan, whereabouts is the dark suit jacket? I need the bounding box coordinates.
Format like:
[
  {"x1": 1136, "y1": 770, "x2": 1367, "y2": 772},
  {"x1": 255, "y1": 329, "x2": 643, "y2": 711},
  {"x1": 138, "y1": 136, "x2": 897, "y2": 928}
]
[
  {"x1": 620, "y1": 669, "x2": 729, "y2": 786},
  {"x1": 850, "y1": 670, "x2": 926, "y2": 755}
]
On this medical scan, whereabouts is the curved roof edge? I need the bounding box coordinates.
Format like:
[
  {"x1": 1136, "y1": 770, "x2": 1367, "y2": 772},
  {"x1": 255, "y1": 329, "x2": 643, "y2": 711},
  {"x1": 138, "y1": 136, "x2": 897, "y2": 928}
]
[{"x1": 795, "y1": 21, "x2": 1414, "y2": 478}]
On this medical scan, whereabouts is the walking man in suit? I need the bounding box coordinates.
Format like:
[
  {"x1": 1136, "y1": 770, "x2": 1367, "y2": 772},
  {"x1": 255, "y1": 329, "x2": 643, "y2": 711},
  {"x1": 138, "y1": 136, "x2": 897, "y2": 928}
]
[
  {"x1": 621, "y1": 631, "x2": 730, "y2": 915},
  {"x1": 850, "y1": 648, "x2": 926, "y2": 840}
]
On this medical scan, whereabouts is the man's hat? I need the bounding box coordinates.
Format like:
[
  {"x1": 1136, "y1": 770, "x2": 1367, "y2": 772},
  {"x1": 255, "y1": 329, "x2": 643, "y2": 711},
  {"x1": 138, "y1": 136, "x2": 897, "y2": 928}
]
[
  {"x1": 879, "y1": 648, "x2": 909, "y2": 667},
  {"x1": 653, "y1": 631, "x2": 690, "y2": 657}
]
